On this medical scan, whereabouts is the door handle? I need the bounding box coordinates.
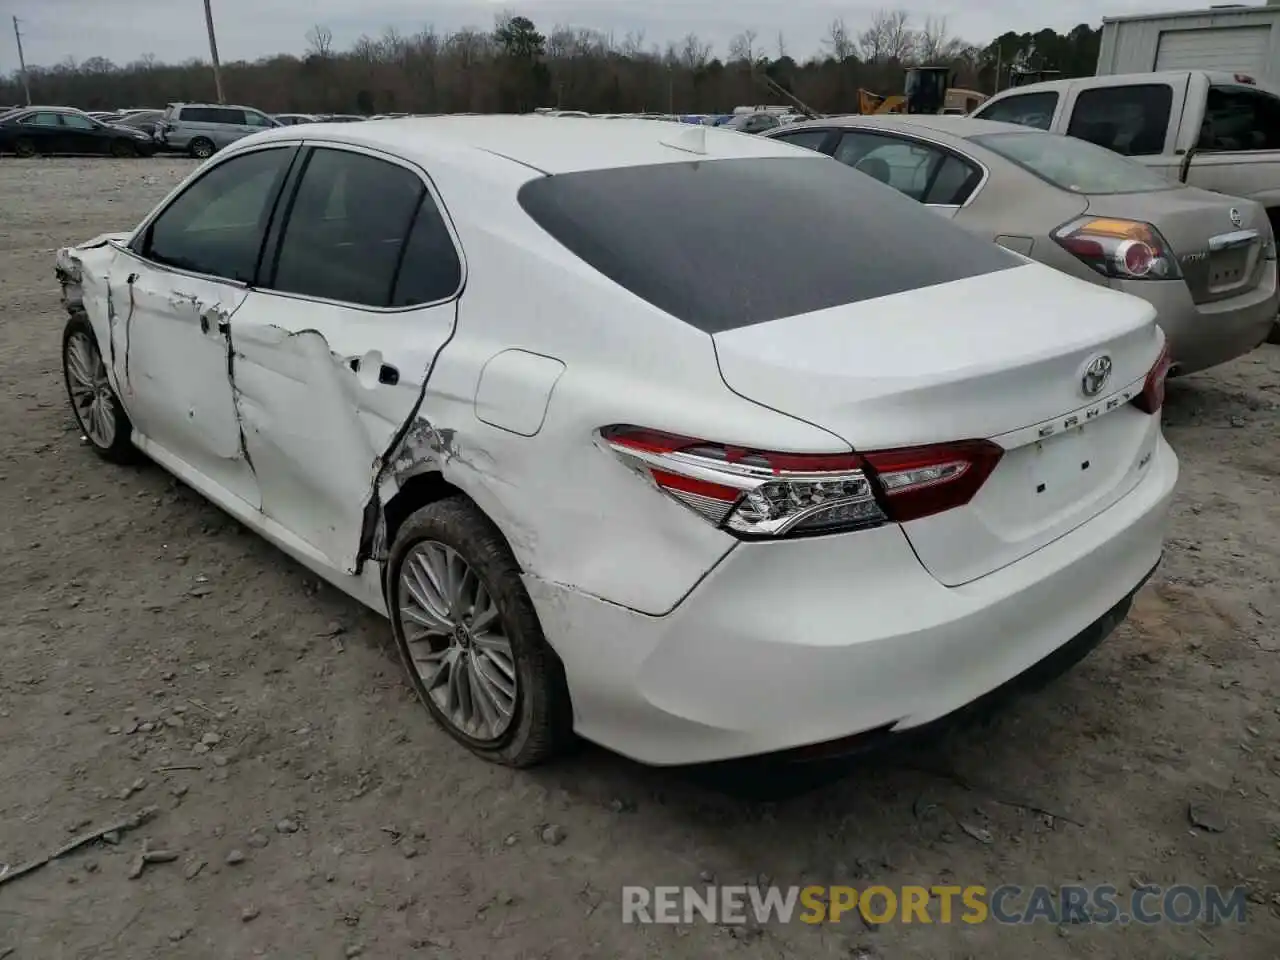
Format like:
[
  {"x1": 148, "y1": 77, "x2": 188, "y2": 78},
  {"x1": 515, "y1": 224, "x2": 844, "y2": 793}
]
[{"x1": 347, "y1": 357, "x2": 399, "y2": 385}]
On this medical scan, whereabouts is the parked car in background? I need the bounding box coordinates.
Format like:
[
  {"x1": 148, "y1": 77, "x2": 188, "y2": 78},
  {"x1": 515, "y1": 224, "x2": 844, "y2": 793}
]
[
  {"x1": 314, "y1": 114, "x2": 366, "y2": 123},
  {"x1": 767, "y1": 114, "x2": 1277, "y2": 375},
  {"x1": 273, "y1": 113, "x2": 319, "y2": 126},
  {"x1": 156, "y1": 103, "x2": 280, "y2": 158},
  {"x1": 114, "y1": 109, "x2": 166, "y2": 137},
  {"x1": 0, "y1": 106, "x2": 156, "y2": 157},
  {"x1": 971, "y1": 72, "x2": 1280, "y2": 227},
  {"x1": 721, "y1": 111, "x2": 783, "y2": 134},
  {"x1": 973, "y1": 70, "x2": 1280, "y2": 344},
  {"x1": 56, "y1": 116, "x2": 1176, "y2": 768}
]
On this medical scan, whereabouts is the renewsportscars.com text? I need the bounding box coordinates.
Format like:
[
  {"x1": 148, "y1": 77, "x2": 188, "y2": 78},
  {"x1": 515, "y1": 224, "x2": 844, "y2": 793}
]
[{"x1": 622, "y1": 884, "x2": 1249, "y2": 926}]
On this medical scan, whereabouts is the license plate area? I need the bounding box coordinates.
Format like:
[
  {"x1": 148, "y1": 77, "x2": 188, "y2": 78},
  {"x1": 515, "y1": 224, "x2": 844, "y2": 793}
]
[
  {"x1": 1023, "y1": 426, "x2": 1100, "y2": 512},
  {"x1": 1207, "y1": 246, "x2": 1254, "y2": 293}
]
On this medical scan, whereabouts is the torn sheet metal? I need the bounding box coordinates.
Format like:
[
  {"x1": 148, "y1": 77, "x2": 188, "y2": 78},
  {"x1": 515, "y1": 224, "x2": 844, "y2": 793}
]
[{"x1": 227, "y1": 293, "x2": 458, "y2": 575}]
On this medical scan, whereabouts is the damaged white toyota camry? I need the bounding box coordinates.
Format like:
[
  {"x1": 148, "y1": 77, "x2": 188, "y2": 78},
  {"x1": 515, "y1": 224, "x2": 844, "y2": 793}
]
[{"x1": 56, "y1": 117, "x2": 1178, "y2": 768}]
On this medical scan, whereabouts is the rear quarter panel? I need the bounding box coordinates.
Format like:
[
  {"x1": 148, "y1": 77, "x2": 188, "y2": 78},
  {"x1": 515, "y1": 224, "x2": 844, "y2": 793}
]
[
  {"x1": 953, "y1": 156, "x2": 1096, "y2": 282},
  {"x1": 405, "y1": 150, "x2": 850, "y2": 616}
]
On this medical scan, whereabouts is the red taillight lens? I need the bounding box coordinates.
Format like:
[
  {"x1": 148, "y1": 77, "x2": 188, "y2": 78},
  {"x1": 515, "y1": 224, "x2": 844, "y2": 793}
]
[
  {"x1": 863, "y1": 440, "x2": 1004, "y2": 523},
  {"x1": 601, "y1": 426, "x2": 1003, "y2": 537},
  {"x1": 1131, "y1": 342, "x2": 1173, "y2": 415},
  {"x1": 1052, "y1": 217, "x2": 1181, "y2": 281}
]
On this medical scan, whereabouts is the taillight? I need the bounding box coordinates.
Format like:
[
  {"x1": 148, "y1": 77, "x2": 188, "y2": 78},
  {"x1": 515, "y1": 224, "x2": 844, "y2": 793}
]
[
  {"x1": 1131, "y1": 342, "x2": 1173, "y2": 415},
  {"x1": 1052, "y1": 217, "x2": 1181, "y2": 281},
  {"x1": 601, "y1": 426, "x2": 1004, "y2": 537}
]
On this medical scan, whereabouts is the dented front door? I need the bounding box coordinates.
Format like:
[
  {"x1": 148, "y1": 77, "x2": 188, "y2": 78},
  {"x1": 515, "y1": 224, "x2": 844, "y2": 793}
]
[
  {"x1": 224, "y1": 143, "x2": 464, "y2": 575},
  {"x1": 228, "y1": 294, "x2": 456, "y2": 573},
  {"x1": 110, "y1": 256, "x2": 261, "y2": 509}
]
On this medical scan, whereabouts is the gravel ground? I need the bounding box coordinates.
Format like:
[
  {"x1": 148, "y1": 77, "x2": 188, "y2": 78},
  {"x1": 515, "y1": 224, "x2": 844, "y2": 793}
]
[{"x1": 1, "y1": 157, "x2": 1278, "y2": 959}]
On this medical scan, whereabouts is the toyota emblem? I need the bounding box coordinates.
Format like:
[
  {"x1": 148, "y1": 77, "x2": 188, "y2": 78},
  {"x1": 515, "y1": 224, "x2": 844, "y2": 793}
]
[
  {"x1": 1230, "y1": 207, "x2": 1243, "y2": 228},
  {"x1": 1081, "y1": 355, "x2": 1113, "y2": 397}
]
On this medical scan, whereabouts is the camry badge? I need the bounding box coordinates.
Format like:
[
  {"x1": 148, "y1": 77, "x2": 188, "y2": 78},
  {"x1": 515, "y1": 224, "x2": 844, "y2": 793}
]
[
  {"x1": 1230, "y1": 207, "x2": 1243, "y2": 228},
  {"x1": 1081, "y1": 355, "x2": 1112, "y2": 397}
]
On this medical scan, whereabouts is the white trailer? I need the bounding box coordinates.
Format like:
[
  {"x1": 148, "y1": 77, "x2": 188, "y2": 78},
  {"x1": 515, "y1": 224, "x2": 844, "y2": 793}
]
[{"x1": 1097, "y1": 2, "x2": 1280, "y2": 86}]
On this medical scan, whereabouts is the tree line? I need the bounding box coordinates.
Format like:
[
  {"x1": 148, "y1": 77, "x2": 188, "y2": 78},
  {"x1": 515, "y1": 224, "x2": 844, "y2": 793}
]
[{"x1": 0, "y1": 10, "x2": 1102, "y2": 116}]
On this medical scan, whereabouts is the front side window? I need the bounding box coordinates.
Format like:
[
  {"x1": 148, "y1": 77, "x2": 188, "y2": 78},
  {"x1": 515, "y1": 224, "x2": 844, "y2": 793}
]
[
  {"x1": 833, "y1": 132, "x2": 947, "y2": 201},
  {"x1": 61, "y1": 114, "x2": 98, "y2": 130},
  {"x1": 973, "y1": 130, "x2": 1174, "y2": 195},
  {"x1": 1199, "y1": 85, "x2": 1280, "y2": 151},
  {"x1": 141, "y1": 146, "x2": 294, "y2": 281},
  {"x1": 976, "y1": 92, "x2": 1059, "y2": 131},
  {"x1": 244, "y1": 111, "x2": 274, "y2": 128},
  {"x1": 1067, "y1": 84, "x2": 1173, "y2": 156},
  {"x1": 269, "y1": 148, "x2": 425, "y2": 307}
]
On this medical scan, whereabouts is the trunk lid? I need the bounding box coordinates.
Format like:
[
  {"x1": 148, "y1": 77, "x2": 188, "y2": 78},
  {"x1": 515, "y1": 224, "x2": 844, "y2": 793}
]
[
  {"x1": 712, "y1": 261, "x2": 1165, "y2": 585},
  {"x1": 1089, "y1": 187, "x2": 1270, "y2": 304}
]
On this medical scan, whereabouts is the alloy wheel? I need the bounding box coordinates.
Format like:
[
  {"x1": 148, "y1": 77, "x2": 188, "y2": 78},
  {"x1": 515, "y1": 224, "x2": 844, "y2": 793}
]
[
  {"x1": 65, "y1": 331, "x2": 117, "y2": 449},
  {"x1": 398, "y1": 540, "x2": 518, "y2": 742}
]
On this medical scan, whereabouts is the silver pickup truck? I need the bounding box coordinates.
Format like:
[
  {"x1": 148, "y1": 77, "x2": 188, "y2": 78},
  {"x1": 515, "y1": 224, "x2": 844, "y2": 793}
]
[{"x1": 973, "y1": 69, "x2": 1280, "y2": 341}]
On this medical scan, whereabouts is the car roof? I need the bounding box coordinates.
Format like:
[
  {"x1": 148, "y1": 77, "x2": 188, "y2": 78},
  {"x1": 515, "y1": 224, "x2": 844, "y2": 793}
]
[
  {"x1": 983, "y1": 69, "x2": 1253, "y2": 97},
  {"x1": 778, "y1": 113, "x2": 1039, "y2": 142},
  {"x1": 242, "y1": 115, "x2": 809, "y2": 175}
]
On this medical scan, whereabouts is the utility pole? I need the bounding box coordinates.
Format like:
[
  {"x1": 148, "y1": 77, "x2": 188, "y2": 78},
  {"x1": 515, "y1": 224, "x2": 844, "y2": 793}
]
[
  {"x1": 12, "y1": 17, "x2": 32, "y2": 106},
  {"x1": 202, "y1": 0, "x2": 225, "y2": 104}
]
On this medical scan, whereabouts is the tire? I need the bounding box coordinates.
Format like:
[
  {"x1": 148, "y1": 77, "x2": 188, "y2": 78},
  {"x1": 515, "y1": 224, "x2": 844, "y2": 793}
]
[
  {"x1": 189, "y1": 137, "x2": 215, "y2": 160},
  {"x1": 1268, "y1": 319, "x2": 1280, "y2": 345},
  {"x1": 62, "y1": 313, "x2": 137, "y2": 464},
  {"x1": 14, "y1": 138, "x2": 35, "y2": 158},
  {"x1": 386, "y1": 496, "x2": 574, "y2": 766},
  {"x1": 110, "y1": 139, "x2": 137, "y2": 158}
]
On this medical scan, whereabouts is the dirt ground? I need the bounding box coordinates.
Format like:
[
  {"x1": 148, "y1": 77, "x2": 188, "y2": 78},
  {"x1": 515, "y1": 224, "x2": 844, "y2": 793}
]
[{"x1": 0, "y1": 157, "x2": 1277, "y2": 960}]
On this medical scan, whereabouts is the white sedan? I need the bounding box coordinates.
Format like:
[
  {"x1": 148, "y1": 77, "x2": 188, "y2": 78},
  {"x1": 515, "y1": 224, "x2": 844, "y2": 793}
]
[{"x1": 56, "y1": 117, "x2": 1179, "y2": 767}]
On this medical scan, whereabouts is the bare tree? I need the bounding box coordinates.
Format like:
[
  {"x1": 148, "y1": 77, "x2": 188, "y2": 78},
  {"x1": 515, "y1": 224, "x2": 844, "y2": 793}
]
[
  {"x1": 728, "y1": 29, "x2": 758, "y2": 65},
  {"x1": 883, "y1": 10, "x2": 916, "y2": 62},
  {"x1": 620, "y1": 30, "x2": 646, "y2": 58},
  {"x1": 547, "y1": 25, "x2": 574, "y2": 60},
  {"x1": 917, "y1": 15, "x2": 963, "y2": 63},
  {"x1": 858, "y1": 9, "x2": 914, "y2": 63},
  {"x1": 824, "y1": 18, "x2": 855, "y2": 61},
  {"x1": 678, "y1": 33, "x2": 712, "y2": 72},
  {"x1": 305, "y1": 24, "x2": 334, "y2": 58}
]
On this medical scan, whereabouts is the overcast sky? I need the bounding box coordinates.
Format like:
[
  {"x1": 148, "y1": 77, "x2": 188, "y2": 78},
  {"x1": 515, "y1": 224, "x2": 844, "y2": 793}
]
[{"x1": 7, "y1": 0, "x2": 1211, "y2": 69}]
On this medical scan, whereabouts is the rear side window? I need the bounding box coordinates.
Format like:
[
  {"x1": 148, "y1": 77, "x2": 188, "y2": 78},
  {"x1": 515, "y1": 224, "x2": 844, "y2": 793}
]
[
  {"x1": 517, "y1": 157, "x2": 1020, "y2": 333},
  {"x1": 972, "y1": 131, "x2": 1173, "y2": 195},
  {"x1": 390, "y1": 198, "x2": 463, "y2": 307},
  {"x1": 142, "y1": 146, "x2": 294, "y2": 281},
  {"x1": 924, "y1": 154, "x2": 982, "y2": 205},
  {"x1": 1199, "y1": 85, "x2": 1280, "y2": 151},
  {"x1": 770, "y1": 129, "x2": 831, "y2": 152},
  {"x1": 1067, "y1": 84, "x2": 1173, "y2": 156},
  {"x1": 269, "y1": 148, "x2": 425, "y2": 307},
  {"x1": 976, "y1": 92, "x2": 1059, "y2": 130}
]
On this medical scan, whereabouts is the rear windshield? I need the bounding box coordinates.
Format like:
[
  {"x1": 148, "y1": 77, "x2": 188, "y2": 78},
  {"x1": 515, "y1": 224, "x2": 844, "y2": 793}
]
[
  {"x1": 517, "y1": 157, "x2": 1020, "y2": 333},
  {"x1": 971, "y1": 131, "x2": 1174, "y2": 195}
]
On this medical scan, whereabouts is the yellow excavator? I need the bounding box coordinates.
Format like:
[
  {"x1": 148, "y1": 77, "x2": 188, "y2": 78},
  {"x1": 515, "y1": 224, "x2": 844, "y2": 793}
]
[{"x1": 858, "y1": 66, "x2": 988, "y2": 116}]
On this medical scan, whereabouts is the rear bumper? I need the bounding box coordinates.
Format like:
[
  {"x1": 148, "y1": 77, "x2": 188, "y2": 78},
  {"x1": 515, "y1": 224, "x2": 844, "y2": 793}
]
[
  {"x1": 1116, "y1": 265, "x2": 1277, "y2": 375},
  {"x1": 528, "y1": 436, "x2": 1179, "y2": 766}
]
